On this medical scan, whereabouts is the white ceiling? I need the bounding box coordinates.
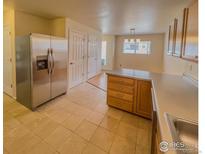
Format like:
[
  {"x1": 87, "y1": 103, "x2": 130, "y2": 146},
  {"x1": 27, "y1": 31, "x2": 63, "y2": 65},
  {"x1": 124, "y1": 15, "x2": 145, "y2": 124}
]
[{"x1": 4, "y1": 0, "x2": 191, "y2": 35}]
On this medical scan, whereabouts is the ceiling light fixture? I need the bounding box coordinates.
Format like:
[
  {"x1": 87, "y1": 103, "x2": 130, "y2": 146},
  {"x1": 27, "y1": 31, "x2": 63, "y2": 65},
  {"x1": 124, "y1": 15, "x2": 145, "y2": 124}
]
[
  {"x1": 130, "y1": 28, "x2": 135, "y2": 35},
  {"x1": 128, "y1": 28, "x2": 136, "y2": 42}
]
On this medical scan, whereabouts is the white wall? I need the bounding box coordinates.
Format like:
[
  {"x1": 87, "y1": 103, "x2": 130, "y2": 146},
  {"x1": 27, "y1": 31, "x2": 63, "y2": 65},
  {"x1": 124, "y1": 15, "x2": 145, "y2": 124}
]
[
  {"x1": 3, "y1": 9, "x2": 16, "y2": 98},
  {"x1": 114, "y1": 34, "x2": 164, "y2": 73},
  {"x1": 50, "y1": 18, "x2": 66, "y2": 37},
  {"x1": 102, "y1": 35, "x2": 115, "y2": 70},
  {"x1": 66, "y1": 18, "x2": 101, "y2": 38},
  {"x1": 15, "y1": 11, "x2": 66, "y2": 37},
  {"x1": 15, "y1": 11, "x2": 51, "y2": 36}
]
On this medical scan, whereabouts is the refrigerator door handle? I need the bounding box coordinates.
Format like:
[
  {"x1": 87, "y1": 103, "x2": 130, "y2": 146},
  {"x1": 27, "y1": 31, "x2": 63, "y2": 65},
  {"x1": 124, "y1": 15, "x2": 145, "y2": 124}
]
[
  {"x1": 50, "y1": 48, "x2": 55, "y2": 74},
  {"x1": 47, "y1": 48, "x2": 51, "y2": 74}
]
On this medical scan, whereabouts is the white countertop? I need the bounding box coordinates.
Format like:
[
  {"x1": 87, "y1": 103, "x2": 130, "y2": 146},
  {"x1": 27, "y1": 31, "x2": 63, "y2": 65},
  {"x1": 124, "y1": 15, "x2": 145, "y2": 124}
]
[{"x1": 106, "y1": 69, "x2": 198, "y2": 154}]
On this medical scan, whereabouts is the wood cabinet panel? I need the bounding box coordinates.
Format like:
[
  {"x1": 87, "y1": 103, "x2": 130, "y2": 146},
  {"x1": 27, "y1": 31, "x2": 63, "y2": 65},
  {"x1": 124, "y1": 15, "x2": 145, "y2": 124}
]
[
  {"x1": 108, "y1": 82, "x2": 134, "y2": 94},
  {"x1": 107, "y1": 74, "x2": 152, "y2": 119},
  {"x1": 151, "y1": 113, "x2": 162, "y2": 154},
  {"x1": 182, "y1": 0, "x2": 198, "y2": 62},
  {"x1": 107, "y1": 96, "x2": 133, "y2": 112},
  {"x1": 107, "y1": 75, "x2": 135, "y2": 112},
  {"x1": 108, "y1": 90, "x2": 133, "y2": 102},
  {"x1": 167, "y1": 23, "x2": 175, "y2": 55},
  {"x1": 173, "y1": 10, "x2": 184, "y2": 57},
  {"x1": 155, "y1": 132, "x2": 160, "y2": 154},
  {"x1": 135, "y1": 80, "x2": 152, "y2": 119},
  {"x1": 108, "y1": 75, "x2": 134, "y2": 86},
  {"x1": 156, "y1": 121, "x2": 162, "y2": 154}
]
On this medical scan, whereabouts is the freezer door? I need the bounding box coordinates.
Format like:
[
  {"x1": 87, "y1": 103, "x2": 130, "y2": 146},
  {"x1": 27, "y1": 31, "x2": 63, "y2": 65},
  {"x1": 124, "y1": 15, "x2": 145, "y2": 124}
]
[
  {"x1": 31, "y1": 34, "x2": 51, "y2": 108},
  {"x1": 50, "y1": 37, "x2": 68, "y2": 98}
]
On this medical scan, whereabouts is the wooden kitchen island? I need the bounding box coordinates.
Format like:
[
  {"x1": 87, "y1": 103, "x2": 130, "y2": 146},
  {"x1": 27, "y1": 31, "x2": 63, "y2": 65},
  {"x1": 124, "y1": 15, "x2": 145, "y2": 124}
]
[
  {"x1": 106, "y1": 73, "x2": 152, "y2": 119},
  {"x1": 106, "y1": 68, "x2": 198, "y2": 154}
]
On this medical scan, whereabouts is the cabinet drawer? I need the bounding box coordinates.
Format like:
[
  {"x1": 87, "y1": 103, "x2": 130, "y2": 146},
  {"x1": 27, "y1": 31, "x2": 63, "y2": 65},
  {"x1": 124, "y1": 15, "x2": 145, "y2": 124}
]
[
  {"x1": 108, "y1": 83, "x2": 134, "y2": 94},
  {"x1": 108, "y1": 96, "x2": 133, "y2": 112},
  {"x1": 108, "y1": 75, "x2": 134, "y2": 86},
  {"x1": 108, "y1": 90, "x2": 133, "y2": 102}
]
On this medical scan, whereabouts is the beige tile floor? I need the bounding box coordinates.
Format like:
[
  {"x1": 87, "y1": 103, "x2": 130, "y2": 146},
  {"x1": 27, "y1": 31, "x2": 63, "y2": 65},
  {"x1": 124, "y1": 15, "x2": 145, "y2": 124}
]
[{"x1": 3, "y1": 83, "x2": 152, "y2": 154}]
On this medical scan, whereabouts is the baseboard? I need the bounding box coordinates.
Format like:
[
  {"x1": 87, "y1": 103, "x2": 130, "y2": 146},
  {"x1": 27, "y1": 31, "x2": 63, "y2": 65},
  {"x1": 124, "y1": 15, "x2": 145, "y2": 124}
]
[{"x1": 182, "y1": 73, "x2": 198, "y2": 87}]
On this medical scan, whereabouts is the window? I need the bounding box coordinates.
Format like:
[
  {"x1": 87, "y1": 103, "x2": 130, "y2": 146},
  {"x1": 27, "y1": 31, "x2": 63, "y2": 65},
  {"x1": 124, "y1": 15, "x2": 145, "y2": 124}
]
[
  {"x1": 101, "y1": 41, "x2": 107, "y2": 65},
  {"x1": 123, "y1": 39, "x2": 151, "y2": 54}
]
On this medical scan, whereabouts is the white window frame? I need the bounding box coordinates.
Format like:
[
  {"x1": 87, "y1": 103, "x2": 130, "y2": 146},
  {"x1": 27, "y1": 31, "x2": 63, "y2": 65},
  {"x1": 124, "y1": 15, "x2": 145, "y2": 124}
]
[
  {"x1": 101, "y1": 41, "x2": 107, "y2": 66},
  {"x1": 123, "y1": 39, "x2": 151, "y2": 55}
]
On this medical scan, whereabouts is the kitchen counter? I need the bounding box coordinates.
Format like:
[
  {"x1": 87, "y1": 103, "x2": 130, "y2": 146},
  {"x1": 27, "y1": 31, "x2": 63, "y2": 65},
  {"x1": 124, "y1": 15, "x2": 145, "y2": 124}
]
[{"x1": 106, "y1": 69, "x2": 198, "y2": 154}]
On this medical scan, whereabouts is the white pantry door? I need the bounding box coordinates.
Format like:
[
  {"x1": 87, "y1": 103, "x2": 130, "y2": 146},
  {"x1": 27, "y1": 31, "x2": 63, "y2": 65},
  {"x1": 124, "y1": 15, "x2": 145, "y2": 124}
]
[
  {"x1": 3, "y1": 25, "x2": 13, "y2": 96},
  {"x1": 87, "y1": 35, "x2": 97, "y2": 79},
  {"x1": 69, "y1": 30, "x2": 87, "y2": 88},
  {"x1": 96, "y1": 38, "x2": 102, "y2": 73}
]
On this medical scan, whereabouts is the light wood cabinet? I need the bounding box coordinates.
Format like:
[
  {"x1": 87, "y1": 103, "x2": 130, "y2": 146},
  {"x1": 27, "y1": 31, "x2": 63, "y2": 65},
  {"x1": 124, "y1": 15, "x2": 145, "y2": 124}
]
[
  {"x1": 151, "y1": 88, "x2": 162, "y2": 154},
  {"x1": 173, "y1": 11, "x2": 184, "y2": 57},
  {"x1": 107, "y1": 96, "x2": 133, "y2": 112},
  {"x1": 107, "y1": 75, "x2": 135, "y2": 112},
  {"x1": 108, "y1": 82, "x2": 134, "y2": 94},
  {"x1": 134, "y1": 80, "x2": 152, "y2": 119},
  {"x1": 153, "y1": 120, "x2": 162, "y2": 154},
  {"x1": 108, "y1": 90, "x2": 134, "y2": 102},
  {"x1": 167, "y1": 22, "x2": 175, "y2": 55},
  {"x1": 108, "y1": 75, "x2": 135, "y2": 86},
  {"x1": 182, "y1": 0, "x2": 198, "y2": 62},
  {"x1": 107, "y1": 74, "x2": 152, "y2": 119},
  {"x1": 167, "y1": 0, "x2": 198, "y2": 61}
]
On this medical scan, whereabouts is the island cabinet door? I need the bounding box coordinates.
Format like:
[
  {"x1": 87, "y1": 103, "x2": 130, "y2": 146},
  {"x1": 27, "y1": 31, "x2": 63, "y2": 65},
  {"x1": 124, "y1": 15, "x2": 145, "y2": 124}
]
[{"x1": 134, "y1": 80, "x2": 152, "y2": 119}]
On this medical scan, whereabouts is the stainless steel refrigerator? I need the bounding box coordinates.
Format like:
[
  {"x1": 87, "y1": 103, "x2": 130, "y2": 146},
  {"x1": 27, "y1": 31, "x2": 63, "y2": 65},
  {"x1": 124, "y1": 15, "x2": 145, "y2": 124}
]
[{"x1": 16, "y1": 33, "x2": 68, "y2": 110}]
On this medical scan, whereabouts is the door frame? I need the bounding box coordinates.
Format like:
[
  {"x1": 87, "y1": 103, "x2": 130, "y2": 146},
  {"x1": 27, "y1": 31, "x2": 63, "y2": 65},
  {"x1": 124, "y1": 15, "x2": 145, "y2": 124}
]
[
  {"x1": 87, "y1": 34, "x2": 97, "y2": 79},
  {"x1": 3, "y1": 25, "x2": 15, "y2": 98},
  {"x1": 68, "y1": 28, "x2": 88, "y2": 89},
  {"x1": 87, "y1": 34, "x2": 102, "y2": 79}
]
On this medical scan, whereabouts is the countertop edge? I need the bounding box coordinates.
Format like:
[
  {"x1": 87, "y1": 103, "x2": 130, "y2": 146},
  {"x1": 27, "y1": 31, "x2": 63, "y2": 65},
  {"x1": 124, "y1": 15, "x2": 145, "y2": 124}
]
[{"x1": 106, "y1": 69, "x2": 198, "y2": 154}]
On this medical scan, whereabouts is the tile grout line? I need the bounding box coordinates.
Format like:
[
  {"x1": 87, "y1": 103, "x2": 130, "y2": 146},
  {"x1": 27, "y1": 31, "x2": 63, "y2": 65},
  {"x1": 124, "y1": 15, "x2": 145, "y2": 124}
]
[
  {"x1": 88, "y1": 125, "x2": 113, "y2": 153},
  {"x1": 4, "y1": 83, "x2": 152, "y2": 154}
]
